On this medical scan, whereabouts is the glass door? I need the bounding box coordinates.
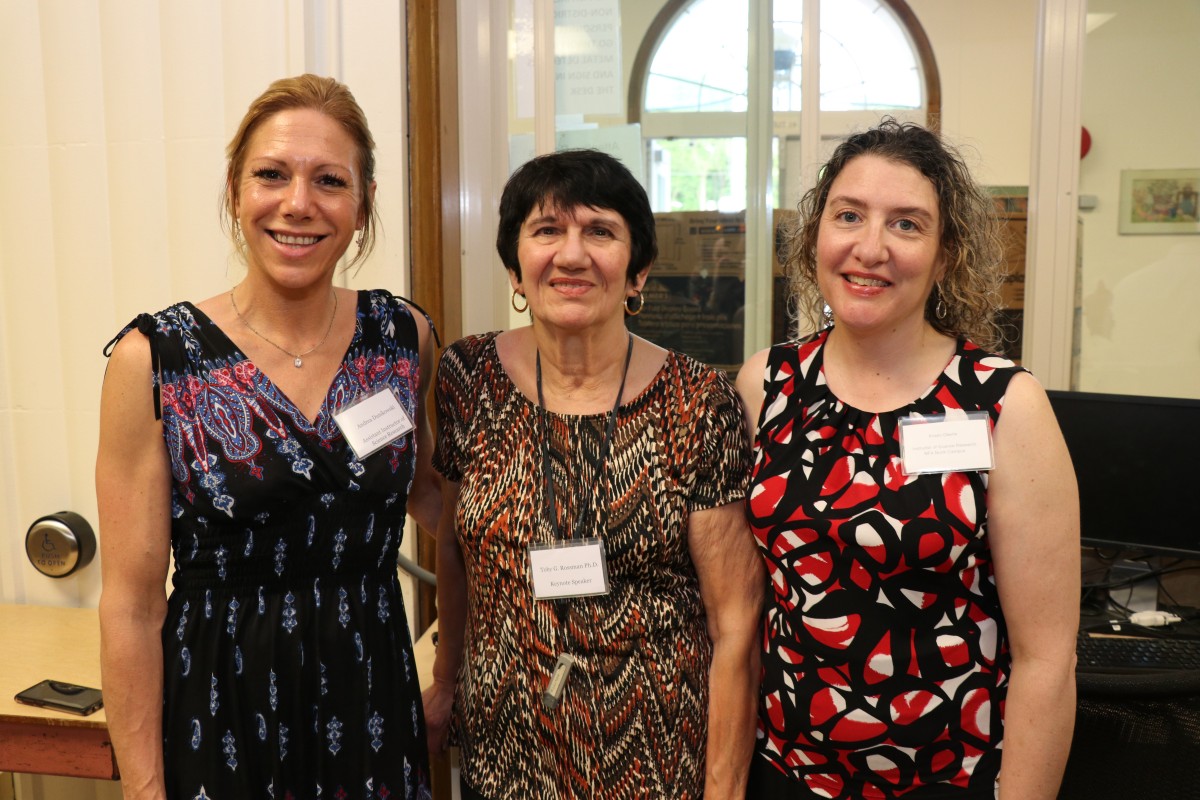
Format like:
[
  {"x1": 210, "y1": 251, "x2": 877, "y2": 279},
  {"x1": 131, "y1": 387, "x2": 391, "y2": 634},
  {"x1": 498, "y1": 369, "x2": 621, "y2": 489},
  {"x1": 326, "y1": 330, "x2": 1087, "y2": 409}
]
[
  {"x1": 503, "y1": 0, "x2": 936, "y2": 371},
  {"x1": 474, "y1": 0, "x2": 1065, "y2": 375}
]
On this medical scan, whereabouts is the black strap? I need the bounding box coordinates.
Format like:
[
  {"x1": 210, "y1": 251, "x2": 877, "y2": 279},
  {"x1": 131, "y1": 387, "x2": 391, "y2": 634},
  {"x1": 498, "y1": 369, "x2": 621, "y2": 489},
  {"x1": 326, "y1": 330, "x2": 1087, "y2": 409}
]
[
  {"x1": 103, "y1": 313, "x2": 163, "y2": 420},
  {"x1": 536, "y1": 333, "x2": 633, "y2": 541},
  {"x1": 391, "y1": 293, "x2": 442, "y2": 348}
]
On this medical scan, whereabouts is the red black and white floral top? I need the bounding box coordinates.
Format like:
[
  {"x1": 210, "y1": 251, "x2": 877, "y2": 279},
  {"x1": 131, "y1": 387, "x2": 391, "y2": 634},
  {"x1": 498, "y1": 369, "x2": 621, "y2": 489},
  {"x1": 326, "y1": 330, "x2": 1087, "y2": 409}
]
[{"x1": 747, "y1": 328, "x2": 1025, "y2": 799}]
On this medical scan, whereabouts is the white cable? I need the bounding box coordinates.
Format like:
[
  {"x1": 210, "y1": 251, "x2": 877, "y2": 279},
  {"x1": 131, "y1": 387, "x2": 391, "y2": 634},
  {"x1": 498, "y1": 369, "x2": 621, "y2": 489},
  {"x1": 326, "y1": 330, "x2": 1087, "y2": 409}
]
[{"x1": 1127, "y1": 610, "x2": 1182, "y2": 627}]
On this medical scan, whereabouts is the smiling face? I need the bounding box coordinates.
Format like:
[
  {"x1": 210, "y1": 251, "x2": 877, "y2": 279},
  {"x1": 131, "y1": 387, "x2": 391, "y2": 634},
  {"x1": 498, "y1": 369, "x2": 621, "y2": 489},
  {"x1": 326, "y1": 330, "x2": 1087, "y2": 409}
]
[
  {"x1": 231, "y1": 108, "x2": 371, "y2": 290},
  {"x1": 816, "y1": 154, "x2": 945, "y2": 337},
  {"x1": 512, "y1": 203, "x2": 647, "y2": 334}
]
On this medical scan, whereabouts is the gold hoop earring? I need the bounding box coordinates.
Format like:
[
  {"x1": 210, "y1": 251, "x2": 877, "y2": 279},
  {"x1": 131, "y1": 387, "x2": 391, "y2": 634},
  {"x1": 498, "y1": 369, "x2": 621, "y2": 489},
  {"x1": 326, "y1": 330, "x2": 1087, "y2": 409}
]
[
  {"x1": 625, "y1": 292, "x2": 645, "y2": 316},
  {"x1": 511, "y1": 289, "x2": 528, "y2": 313}
]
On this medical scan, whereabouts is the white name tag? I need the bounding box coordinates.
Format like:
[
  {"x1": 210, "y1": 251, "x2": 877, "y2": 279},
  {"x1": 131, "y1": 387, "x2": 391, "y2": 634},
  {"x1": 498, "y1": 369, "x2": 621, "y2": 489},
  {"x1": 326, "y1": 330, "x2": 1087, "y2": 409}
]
[
  {"x1": 332, "y1": 388, "x2": 415, "y2": 460},
  {"x1": 528, "y1": 538, "x2": 610, "y2": 600},
  {"x1": 898, "y1": 412, "x2": 994, "y2": 475}
]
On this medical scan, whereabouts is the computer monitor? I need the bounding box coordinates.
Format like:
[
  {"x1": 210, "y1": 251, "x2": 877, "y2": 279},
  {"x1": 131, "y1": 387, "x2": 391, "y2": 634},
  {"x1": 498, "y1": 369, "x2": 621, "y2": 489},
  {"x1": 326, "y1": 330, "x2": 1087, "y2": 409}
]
[{"x1": 1045, "y1": 389, "x2": 1200, "y2": 558}]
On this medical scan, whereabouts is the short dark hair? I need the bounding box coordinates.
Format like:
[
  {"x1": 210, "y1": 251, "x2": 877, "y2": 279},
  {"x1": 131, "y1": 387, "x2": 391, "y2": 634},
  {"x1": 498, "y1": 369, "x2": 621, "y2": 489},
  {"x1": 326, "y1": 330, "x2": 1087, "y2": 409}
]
[
  {"x1": 496, "y1": 149, "x2": 657, "y2": 281},
  {"x1": 785, "y1": 117, "x2": 1006, "y2": 350}
]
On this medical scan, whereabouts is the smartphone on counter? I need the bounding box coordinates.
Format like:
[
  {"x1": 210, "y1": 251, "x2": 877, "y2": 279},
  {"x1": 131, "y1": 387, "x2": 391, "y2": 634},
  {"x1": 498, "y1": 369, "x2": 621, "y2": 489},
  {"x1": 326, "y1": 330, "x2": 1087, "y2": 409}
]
[{"x1": 14, "y1": 679, "x2": 104, "y2": 716}]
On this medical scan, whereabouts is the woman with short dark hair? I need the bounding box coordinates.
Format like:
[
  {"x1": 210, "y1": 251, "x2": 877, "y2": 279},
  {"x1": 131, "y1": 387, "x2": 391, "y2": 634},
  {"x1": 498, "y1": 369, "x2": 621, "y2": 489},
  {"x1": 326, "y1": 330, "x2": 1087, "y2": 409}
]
[{"x1": 424, "y1": 149, "x2": 764, "y2": 799}]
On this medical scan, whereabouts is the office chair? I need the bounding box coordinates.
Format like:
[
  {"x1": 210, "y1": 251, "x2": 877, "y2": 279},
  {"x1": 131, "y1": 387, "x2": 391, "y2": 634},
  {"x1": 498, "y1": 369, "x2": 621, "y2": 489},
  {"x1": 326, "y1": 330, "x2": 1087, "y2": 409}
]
[{"x1": 1059, "y1": 669, "x2": 1200, "y2": 799}]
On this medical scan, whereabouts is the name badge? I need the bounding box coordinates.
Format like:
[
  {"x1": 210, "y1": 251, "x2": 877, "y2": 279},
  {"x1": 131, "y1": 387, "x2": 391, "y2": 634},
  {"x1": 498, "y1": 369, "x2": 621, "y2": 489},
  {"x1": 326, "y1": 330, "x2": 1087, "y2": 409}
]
[
  {"x1": 897, "y1": 411, "x2": 994, "y2": 475},
  {"x1": 528, "y1": 538, "x2": 610, "y2": 600},
  {"x1": 333, "y1": 388, "x2": 415, "y2": 460}
]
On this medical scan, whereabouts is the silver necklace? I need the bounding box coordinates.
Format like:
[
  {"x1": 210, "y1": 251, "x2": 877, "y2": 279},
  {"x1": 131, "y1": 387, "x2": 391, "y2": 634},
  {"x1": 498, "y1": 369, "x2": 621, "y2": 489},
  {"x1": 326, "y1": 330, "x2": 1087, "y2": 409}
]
[{"x1": 229, "y1": 287, "x2": 338, "y2": 368}]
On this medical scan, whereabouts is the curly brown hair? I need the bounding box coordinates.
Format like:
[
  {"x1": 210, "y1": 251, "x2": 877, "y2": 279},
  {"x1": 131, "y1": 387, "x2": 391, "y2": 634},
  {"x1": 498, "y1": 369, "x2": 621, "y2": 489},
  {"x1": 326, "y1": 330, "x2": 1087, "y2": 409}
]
[
  {"x1": 223, "y1": 74, "x2": 379, "y2": 271},
  {"x1": 783, "y1": 118, "x2": 1008, "y2": 351}
]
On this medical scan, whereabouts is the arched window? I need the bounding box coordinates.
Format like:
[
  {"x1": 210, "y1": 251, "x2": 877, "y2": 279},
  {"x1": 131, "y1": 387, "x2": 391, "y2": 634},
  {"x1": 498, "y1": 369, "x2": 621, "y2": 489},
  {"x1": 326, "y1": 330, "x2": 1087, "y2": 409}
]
[
  {"x1": 622, "y1": 0, "x2": 940, "y2": 368},
  {"x1": 630, "y1": 0, "x2": 939, "y2": 212}
]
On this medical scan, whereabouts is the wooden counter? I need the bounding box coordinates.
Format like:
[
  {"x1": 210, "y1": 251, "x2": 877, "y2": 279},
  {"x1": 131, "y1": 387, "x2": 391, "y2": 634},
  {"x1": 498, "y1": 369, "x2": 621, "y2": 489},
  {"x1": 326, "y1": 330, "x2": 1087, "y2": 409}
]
[
  {"x1": 0, "y1": 604, "x2": 118, "y2": 780},
  {"x1": 0, "y1": 604, "x2": 441, "y2": 785}
]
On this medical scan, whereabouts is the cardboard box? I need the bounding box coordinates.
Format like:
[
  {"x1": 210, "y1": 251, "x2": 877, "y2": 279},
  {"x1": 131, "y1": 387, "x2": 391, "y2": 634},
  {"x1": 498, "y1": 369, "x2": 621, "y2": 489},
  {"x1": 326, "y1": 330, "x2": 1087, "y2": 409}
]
[
  {"x1": 652, "y1": 209, "x2": 796, "y2": 278},
  {"x1": 998, "y1": 213, "x2": 1027, "y2": 310},
  {"x1": 652, "y1": 212, "x2": 746, "y2": 277}
]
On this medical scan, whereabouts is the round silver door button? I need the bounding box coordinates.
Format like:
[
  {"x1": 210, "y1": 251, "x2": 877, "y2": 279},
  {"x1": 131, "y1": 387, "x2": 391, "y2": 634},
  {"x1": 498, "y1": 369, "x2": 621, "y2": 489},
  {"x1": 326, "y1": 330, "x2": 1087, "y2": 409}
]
[{"x1": 26, "y1": 511, "x2": 96, "y2": 578}]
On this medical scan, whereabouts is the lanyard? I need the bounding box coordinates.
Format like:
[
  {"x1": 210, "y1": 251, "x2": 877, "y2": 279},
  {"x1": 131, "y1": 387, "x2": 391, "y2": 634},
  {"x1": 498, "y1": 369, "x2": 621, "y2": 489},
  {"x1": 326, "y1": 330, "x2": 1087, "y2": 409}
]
[{"x1": 536, "y1": 333, "x2": 634, "y2": 541}]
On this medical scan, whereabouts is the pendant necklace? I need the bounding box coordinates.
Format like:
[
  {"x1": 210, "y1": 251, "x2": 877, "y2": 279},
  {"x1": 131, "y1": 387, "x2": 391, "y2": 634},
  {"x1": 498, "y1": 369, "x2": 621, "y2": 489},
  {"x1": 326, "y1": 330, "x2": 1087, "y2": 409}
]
[
  {"x1": 230, "y1": 287, "x2": 338, "y2": 368},
  {"x1": 535, "y1": 332, "x2": 633, "y2": 712},
  {"x1": 536, "y1": 332, "x2": 633, "y2": 540}
]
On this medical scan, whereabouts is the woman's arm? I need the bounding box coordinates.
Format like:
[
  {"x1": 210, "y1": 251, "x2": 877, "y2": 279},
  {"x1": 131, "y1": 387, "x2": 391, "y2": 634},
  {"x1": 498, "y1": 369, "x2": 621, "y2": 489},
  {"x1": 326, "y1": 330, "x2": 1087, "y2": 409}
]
[
  {"x1": 421, "y1": 479, "x2": 467, "y2": 754},
  {"x1": 689, "y1": 500, "x2": 765, "y2": 799},
  {"x1": 96, "y1": 332, "x2": 173, "y2": 800},
  {"x1": 987, "y1": 372, "x2": 1080, "y2": 799},
  {"x1": 405, "y1": 305, "x2": 442, "y2": 534}
]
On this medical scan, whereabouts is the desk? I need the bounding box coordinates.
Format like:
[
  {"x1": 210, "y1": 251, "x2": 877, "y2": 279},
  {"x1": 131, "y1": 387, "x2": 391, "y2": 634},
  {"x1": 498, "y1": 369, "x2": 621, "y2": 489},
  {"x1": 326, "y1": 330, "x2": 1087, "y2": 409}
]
[{"x1": 0, "y1": 604, "x2": 118, "y2": 780}]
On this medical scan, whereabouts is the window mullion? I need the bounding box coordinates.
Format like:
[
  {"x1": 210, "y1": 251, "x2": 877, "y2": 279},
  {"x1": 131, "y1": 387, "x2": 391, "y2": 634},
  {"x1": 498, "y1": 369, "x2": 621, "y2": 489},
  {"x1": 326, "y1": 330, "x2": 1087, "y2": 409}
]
[{"x1": 744, "y1": 0, "x2": 775, "y2": 358}]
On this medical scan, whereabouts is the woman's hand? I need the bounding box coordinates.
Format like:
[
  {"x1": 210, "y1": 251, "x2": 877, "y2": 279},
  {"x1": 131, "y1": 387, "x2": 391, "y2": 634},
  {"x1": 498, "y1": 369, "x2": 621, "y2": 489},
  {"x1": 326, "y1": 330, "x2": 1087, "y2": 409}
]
[
  {"x1": 421, "y1": 677, "x2": 456, "y2": 754},
  {"x1": 423, "y1": 480, "x2": 467, "y2": 754}
]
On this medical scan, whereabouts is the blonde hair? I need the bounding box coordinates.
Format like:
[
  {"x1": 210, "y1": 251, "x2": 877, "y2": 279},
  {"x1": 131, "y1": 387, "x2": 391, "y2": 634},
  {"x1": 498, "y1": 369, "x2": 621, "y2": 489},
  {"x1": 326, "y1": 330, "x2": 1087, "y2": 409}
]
[{"x1": 223, "y1": 74, "x2": 379, "y2": 270}]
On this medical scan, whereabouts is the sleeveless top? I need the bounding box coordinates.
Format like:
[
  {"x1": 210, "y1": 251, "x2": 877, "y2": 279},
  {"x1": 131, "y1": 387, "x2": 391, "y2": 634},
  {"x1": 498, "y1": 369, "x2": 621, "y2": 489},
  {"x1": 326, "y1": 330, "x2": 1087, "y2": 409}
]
[
  {"x1": 105, "y1": 289, "x2": 432, "y2": 800},
  {"x1": 746, "y1": 328, "x2": 1025, "y2": 799},
  {"x1": 433, "y1": 332, "x2": 750, "y2": 799}
]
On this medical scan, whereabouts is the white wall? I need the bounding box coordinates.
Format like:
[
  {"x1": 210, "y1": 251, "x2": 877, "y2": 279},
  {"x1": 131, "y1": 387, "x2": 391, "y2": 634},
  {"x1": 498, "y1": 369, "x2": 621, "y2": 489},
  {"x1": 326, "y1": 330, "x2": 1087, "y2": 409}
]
[
  {"x1": 0, "y1": 2, "x2": 411, "y2": 796},
  {"x1": 906, "y1": 0, "x2": 1037, "y2": 187},
  {"x1": 1075, "y1": 0, "x2": 1200, "y2": 398},
  {"x1": 0, "y1": 1, "x2": 414, "y2": 613}
]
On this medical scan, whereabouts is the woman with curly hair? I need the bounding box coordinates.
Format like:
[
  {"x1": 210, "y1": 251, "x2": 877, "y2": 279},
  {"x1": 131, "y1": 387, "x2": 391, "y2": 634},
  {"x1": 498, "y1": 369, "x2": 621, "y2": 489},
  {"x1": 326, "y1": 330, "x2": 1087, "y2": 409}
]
[{"x1": 737, "y1": 119, "x2": 1079, "y2": 799}]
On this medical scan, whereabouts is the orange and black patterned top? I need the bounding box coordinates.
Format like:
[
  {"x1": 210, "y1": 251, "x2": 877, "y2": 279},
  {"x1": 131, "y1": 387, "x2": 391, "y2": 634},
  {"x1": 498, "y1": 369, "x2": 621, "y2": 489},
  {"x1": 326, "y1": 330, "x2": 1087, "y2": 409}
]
[{"x1": 434, "y1": 332, "x2": 751, "y2": 800}]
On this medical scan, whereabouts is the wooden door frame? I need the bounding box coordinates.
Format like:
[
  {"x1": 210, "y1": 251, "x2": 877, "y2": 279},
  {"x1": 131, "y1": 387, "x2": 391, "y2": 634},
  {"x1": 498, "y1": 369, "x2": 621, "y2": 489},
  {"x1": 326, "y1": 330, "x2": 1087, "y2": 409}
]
[{"x1": 406, "y1": 0, "x2": 461, "y2": 637}]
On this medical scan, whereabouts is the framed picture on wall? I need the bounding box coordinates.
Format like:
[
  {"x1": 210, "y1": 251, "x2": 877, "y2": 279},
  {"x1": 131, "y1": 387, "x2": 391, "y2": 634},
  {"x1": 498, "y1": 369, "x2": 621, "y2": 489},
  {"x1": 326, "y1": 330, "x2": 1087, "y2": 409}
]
[{"x1": 1118, "y1": 168, "x2": 1200, "y2": 234}]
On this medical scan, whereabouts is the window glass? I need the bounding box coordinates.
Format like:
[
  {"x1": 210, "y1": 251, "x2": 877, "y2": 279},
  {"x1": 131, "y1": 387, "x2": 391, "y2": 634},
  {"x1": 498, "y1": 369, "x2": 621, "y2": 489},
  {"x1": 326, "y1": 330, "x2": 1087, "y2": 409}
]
[
  {"x1": 645, "y1": 0, "x2": 750, "y2": 113},
  {"x1": 635, "y1": 0, "x2": 931, "y2": 369},
  {"x1": 814, "y1": 0, "x2": 921, "y2": 111},
  {"x1": 646, "y1": 0, "x2": 921, "y2": 115}
]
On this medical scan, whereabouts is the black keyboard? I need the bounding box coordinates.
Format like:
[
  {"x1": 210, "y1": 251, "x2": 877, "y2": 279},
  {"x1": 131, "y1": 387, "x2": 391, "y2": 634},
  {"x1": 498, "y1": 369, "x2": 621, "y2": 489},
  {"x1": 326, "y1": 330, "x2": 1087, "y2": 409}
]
[{"x1": 1076, "y1": 633, "x2": 1200, "y2": 672}]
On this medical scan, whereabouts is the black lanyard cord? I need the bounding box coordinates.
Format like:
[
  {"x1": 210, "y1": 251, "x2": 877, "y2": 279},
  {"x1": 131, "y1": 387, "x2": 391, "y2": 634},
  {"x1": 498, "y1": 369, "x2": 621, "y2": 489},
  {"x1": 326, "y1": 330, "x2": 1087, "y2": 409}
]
[{"x1": 536, "y1": 332, "x2": 634, "y2": 541}]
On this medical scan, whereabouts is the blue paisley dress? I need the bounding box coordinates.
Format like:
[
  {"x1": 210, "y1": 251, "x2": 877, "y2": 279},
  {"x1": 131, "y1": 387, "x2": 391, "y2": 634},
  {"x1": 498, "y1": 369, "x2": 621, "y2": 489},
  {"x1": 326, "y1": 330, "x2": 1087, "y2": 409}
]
[{"x1": 106, "y1": 290, "x2": 432, "y2": 800}]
